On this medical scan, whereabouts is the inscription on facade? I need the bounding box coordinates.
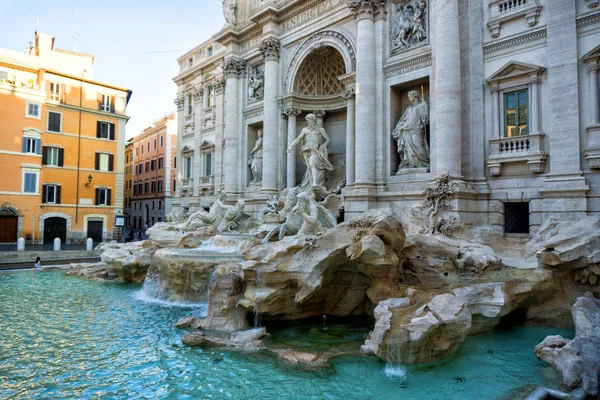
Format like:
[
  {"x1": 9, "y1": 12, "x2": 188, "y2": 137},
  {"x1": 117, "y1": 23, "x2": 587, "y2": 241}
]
[{"x1": 281, "y1": 0, "x2": 345, "y2": 33}]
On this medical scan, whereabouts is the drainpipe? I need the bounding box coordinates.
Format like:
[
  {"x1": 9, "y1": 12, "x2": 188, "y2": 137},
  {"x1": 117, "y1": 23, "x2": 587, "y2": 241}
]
[{"x1": 75, "y1": 71, "x2": 85, "y2": 224}]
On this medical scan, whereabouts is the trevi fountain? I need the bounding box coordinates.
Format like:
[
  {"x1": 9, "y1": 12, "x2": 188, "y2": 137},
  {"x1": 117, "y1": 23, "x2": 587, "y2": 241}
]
[{"x1": 4, "y1": 0, "x2": 600, "y2": 399}]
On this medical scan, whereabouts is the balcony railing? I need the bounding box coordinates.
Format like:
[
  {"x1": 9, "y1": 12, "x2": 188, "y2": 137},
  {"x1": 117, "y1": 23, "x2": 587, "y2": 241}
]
[
  {"x1": 488, "y1": 132, "x2": 546, "y2": 175},
  {"x1": 199, "y1": 176, "x2": 214, "y2": 188},
  {"x1": 487, "y1": 0, "x2": 542, "y2": 38}
]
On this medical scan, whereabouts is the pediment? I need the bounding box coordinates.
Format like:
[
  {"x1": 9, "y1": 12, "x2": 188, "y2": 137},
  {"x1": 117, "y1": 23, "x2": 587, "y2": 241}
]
[
  {"x1": 181, "y1": 145, "x2": 194, "y2": 153},
  {"x1": 583, "y1": 44, "x2": 600, "y2": 63},
  {"x1": 486, "y1": 61, "x2": 545, "y2": 84},
  {"x1": 200, "y1": 140, "x2": 214, "y2": 150}
]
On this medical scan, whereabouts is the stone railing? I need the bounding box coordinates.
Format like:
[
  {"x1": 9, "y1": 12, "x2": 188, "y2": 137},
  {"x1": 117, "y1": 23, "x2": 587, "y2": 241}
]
[
  {"x1": 488, "y1": 0, "x2": 542, "y2": 38},
  {"x1": 487, "y1": 132, "x2": 546, "y2": 175},
  {"x1": 199, "y1": 176, "x2": 214, "y2": 189},
  {"x1": 181, "y1": 178, "x2": 192, "y2": 187}
]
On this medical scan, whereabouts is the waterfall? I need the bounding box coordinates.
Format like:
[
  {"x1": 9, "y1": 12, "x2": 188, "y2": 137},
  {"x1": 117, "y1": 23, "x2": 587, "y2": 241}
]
[
  {"x1": 383, "y1": 335, "x2": 407, "y2": 379},
  {"x1": 253, "y1": 301, "x2": 261, "y2": 328},
  {"x1": 321, "y1": 314, "x2": 328, "y2": 332}
]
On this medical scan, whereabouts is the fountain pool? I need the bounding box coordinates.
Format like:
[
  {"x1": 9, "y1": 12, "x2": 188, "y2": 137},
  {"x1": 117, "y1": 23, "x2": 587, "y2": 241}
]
[{"x1": 0, "y1": 270, "x2": 572, "y2": 399}]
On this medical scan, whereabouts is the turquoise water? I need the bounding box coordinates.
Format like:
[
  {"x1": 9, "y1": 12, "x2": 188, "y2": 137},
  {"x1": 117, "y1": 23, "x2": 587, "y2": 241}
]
[{"x1": 0, "y1": 270, "x2": 572, "y2": 400}]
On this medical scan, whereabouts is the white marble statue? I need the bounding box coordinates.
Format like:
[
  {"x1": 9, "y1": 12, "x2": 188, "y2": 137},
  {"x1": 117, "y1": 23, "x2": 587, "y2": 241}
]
[
  {"x1": 292, "y1": 189, "x2": 337, "y2": 236},
  {"x1": 248, "y1": 129, "x2": 263, "y2": 183},
  {"x1": 223, "y1": 0, "x2": 237, "y2": 24},
  {"x1": 392, "y1": 90, "x2": 430, "y2": 172},
  {"x1": 287, "y1": 113, "x2": 334, "y2": 190},
  {"x1": 185, "y1": 190, "x2": 226, "y2": 228},
  {"x1": 217, "y1": 199, "x2": 249, "y2": 232}
]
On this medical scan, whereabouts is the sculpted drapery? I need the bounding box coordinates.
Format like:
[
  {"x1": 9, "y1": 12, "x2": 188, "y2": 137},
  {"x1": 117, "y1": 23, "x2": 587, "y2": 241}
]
[{"x1": 392, "y1": 90, "x2": 430, "y2": 171}]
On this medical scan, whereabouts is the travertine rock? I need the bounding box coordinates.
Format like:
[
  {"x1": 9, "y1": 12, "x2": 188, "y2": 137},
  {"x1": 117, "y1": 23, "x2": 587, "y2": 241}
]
[
  {"x1": 181, "y1": 327, "x2": 266, "y2": 349},
  {"x1": 200, "y1": 272, "x2": 249, "y2": 331},
  {"x1": 175, "y1": 316, "x2": 203, "y2": 329},
  {"x1": 535, "y1": 293, "x2": 600, "y2": 396},
  {"x1": 98, "y1": 241, "x2": 156, "y2": 282}
]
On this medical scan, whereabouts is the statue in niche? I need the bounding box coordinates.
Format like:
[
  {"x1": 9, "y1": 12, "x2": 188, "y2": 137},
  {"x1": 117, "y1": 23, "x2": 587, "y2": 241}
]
[
  {"x1": 248, "y1": 129, "x2": 263, "y2": 183},
  {"x1": 248, "y1": 66, "x2": 264, "y2": 101},
  {"x1": 287, "y1": 113, "x2": 334, "y2": 190},
  {"x1": 223, "y1": 0, "x2": 237, "y2": 25},
  {"x1": 392, "y1": 90, "x2": 430, "y2": 172},
  {"x1": 392, "y1": 1, "x2": 428, "y2": 52}
]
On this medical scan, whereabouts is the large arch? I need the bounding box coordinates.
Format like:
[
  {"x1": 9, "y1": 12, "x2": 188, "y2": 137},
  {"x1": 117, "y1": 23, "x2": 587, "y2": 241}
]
[{"x1": 283, "y1": 28, "x2": 356, "y2": 95}]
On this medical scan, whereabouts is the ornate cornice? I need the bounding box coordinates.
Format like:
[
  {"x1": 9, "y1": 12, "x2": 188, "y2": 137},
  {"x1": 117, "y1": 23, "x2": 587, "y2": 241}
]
[
  {"x1": 577, "y1": 11, "x2": 600, "y2": 28},
  {"x1": 483, "y1": 28, "x2": 546, "y2": 55},
  {"x1": 383, "y1": 53, "x2": 432, "y2": 79},
  {"x1": 346, "y1": 0, "x2": 385, "y2": 21},
  {"x1": 341, "y1": 86, "x2": 355, "y2": 100},
  {"x1": 222, "y1": 57, "x2": 247, "y2": 78},
  {"x1": 259, "y1": 38, "x2": 281, "y2": 61}
]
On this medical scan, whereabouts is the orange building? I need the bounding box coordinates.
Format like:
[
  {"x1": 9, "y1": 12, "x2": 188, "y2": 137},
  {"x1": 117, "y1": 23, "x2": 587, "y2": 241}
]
[
  {"x1": 124, "y1": 139, "x2": 133, "y2": 228},
  {"x1": 129, "y1": 113, "x2": 177, "y2": 229},
  {"x1": 0, "y1": 32, "x2": 131, "y2": 244}
]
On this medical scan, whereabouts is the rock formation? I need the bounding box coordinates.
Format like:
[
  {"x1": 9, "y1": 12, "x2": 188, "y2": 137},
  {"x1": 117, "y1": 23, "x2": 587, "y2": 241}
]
[{"x1": 535, "y1": 292, "x2": 600, "y2": 397}]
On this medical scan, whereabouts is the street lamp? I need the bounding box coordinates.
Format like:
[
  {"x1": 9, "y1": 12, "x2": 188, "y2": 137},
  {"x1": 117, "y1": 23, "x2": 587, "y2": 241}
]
[{"x1": 85, "y1": 174, "x2": 92, "y2": 186}]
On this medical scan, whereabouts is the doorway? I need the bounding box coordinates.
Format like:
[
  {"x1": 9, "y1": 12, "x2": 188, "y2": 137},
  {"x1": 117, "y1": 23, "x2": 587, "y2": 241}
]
[
  {"x1": 0, "y1": 215, "x2": 18, "y2": 242},
  {"x1": 43, "y1": 217, "x2": 67, "y2": 245},
  {"x1": 87, "y1": 220, "x2": 103, "y2": 244}
]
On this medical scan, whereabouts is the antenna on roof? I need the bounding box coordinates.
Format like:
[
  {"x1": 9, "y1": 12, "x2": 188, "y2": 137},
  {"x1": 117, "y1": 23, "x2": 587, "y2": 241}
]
[{"x1": 73, "y1": 2, "x2": 80, "y2": 50}]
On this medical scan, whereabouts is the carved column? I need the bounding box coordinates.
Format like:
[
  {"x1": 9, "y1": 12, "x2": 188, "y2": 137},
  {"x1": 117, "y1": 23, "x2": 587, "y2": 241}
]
[
  {"x1": 259, "y1": 38, "x2": 281, "y2": 193},
  {"x1": 313, "y1": 110, "x2": 326, "y2": 127},
  {"x1": 222, "y1": 57, "x2": 246, "y2": 196},
  {"x1": 433, "y1": 0, "x2": 462, "y2": 177},
  {"x1": 213, "y1": 79, "x2": 225, "y2": 194},
  {"x1": 284, "y1": 107, "x2": 301, "y2": 188},
  {"x1": 348, "y1": 0, "x2": 383, "y2": 186},
  {"x1": 343, "y1": 87, "x2": 356, "y2": 185},
  {"x1": 529, "y1": 75, "x2": 541, "y2": 134},
  {"x1": 174, "y1": 93, "x2": 185, "y2": 198},
  {"x1": 490, "y1": 84, "x2": 500, "y2": 139}
]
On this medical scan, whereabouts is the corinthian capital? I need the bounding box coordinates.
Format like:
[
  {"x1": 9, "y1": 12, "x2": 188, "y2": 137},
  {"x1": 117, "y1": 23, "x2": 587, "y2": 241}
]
[
  {"x1": 259, "y1": 38, "x2": 280, "y2": 61},
  {"x1": 174, "y1": 94, "x2": 185, "y2": 111},
  {"x1": 346, "y1": 0, "x2": 386, "y2": 20},
  {"x1": 222, "y1": 57, "x2": 247, "y2": 78},
  {"x1": 283, "y1": 107, "x2": 301, "y2": 117}
]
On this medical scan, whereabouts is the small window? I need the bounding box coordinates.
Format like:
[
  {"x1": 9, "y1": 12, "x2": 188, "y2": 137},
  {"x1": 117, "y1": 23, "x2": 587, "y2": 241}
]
[
  {"x1": 187, "y1": 93, "x2": 193, "y2": 115},
  {"x1": 153, "y1": 138, "x2": 157, "y2": 149},
  {"x1": 204, "y1": 153, "x2": 212, "y2": 176},
  {"x1": 152, "y1": 201, "x2": 155, "y2": 210},
  {"x1": 151, "y1": 181, "x2": 156, "y2": 193},
  {"x1": 100, "y1": 94, "x2": 112, "y2": 112},
  {"x1": 158, "y1": 200, "x2": 162, "y2": 210},
  {"x1": 151, "y1": 160, "x2": 156, "y2": 171},
  {"x1": 188, "y1": 57, "x2": 193, "y2": 67},
  {"x1": 184, "y1": 156, "x2": 192, "y2": 179},
  {"x1": 42, "y1": 184, "x2": 61, "y2": 204},
  {"x1": 136, "y1": 147, "x2": 139, "y2": 156},
  {"x1": 95, "y1": 188, "x2": 111, "y2": 206},
  {"x1": 26, "y1": 102, "x2": 41, "y2": 118},
  {"x1": 174, "y1": 156, "x2": 177, "y2": 168},
  {"x1": 23, "y1": 171, "x2": 38, "y2": 193},
  {"x1": 49, "y1": 82, "x2": 60, "y2": 102},
  {"x1": 147, "y1": 142, "x2": 150, "y2": 152},
  {"x1": 141, "y1": 145, "x2": 144, "y2": 155},
  {"x1": 144, "y1": 182, "x2": 149, "y2": 193},
  {"x1": 160, "y1": 136, "x2": 164, "y2": 147},
  {"x1": 95, "y1": 153, "x2": 114, "y2": 172},
  {"x1": 43, "y1": 146, "x2": 63, "y2": 167},
  {"x1": 504, "y1": 202, "x2": 529, "y2": 234},
  {"x1": 23, "y1": 137, "x2": 40, "y2": 154},
  {"x1": 174, "y1": 179, "x2": 176, "y2": 191},
  {"x1": 146, "y1": 161, "x2": 150, "y2": 172},
  {"x1": 157, "y1": 180, "x2": 163, "y2": 192},
  {"x1": 97, "y1": 121, "x2": 115, "y2": 140},
  {"x1": 205, "y1": 86, "x2": 214, "y2": 108},
  {"x1": 504, "y1": 89, "x2": 528, "y2": 137},
  {"x1": 138, "y1": 183, "x2": 142, "y2": 194},
  {"x1": 207, "y1": 46, "x2": 213, "y2": 57},
  {"x1": 48, "y1": 111, "x2": 62, "y2": 132},
  {"x1": 158, "y1": 157, "x2": 163, "y2": 169}
]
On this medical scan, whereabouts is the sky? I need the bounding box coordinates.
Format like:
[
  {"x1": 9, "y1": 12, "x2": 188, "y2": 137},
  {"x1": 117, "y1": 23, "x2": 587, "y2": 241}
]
[{"x1": 0, "y1": 0, "x2": 225, "y2": 138}]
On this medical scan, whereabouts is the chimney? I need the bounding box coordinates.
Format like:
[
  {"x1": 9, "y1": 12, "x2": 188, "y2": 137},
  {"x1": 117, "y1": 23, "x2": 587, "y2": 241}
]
[{"x1": 34, "y1": 32, "x2": 55, "y2": 57}]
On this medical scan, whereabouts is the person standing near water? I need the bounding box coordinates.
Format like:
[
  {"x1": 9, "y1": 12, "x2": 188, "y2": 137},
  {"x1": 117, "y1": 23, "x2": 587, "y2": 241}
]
[{"x1": 34, "y1": 257, "x2": 41, "y2": 269}]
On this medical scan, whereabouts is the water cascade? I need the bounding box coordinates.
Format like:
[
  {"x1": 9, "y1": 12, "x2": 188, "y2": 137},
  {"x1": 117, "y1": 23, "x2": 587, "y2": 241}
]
[{"x1": 383, "y1": 335, "x2": 407, "y2": 379}]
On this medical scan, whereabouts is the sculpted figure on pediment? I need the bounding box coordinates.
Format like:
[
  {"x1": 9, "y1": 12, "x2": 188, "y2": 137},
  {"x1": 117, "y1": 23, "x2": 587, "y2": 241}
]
[{"x1": 223, "y1": 0, "x2": 237, "y2": 24}]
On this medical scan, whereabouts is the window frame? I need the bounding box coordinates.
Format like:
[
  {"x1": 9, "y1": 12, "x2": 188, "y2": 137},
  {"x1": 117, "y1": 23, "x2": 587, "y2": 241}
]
[
  {"x1": 184, "y1": 156, "x2": 192, "y2": 179},
  {"x1": 100, "y1": 94, "x2": 112, "y2": 112},
  {"x1": 503, "y1": 87, "x2": 529, "y2": 138},
  {"x1": 47, "y1": 110, "x2": 62, "y2": 133},
  {"x1": 22, "y1": 169, "x2": 39, "y2": 194},
  {"x1": 25, "y1": 101, "x2": 41, "y2": 119},
  {"x1": 48, "y1": 81, "x2": 61, "y2": 102},
  {"x1": 44, "y1": 184, "x2": 59, "y2": 204}
]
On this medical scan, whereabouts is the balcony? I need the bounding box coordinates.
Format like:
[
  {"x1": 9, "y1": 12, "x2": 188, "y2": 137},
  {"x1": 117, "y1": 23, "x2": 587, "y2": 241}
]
[
  {"x1": 487, "y1": 0, "x2": 542, "y2": 38},
  {"x1": 487, "y1": 132, "x2": 546, "y2": 176}
]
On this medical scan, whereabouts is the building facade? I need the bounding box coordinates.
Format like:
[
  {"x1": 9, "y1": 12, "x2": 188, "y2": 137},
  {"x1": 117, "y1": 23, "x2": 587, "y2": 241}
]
[
  {"x1": 124, "y1": 139, "x2": 134, "y2": 228},
  {"x1": 0, "y1": 32, "x2": 131, "y2": 244},
  {"x1": 172, "y1": 0, "x2": 600, "y2": 235},
  {"x1": 129, "y1": 113, "x2": 177, "y2": 229}
]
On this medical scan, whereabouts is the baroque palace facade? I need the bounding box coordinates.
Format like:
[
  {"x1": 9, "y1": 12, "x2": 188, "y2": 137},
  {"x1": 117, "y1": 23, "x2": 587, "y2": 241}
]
[
  {"x1": 0, "y1": 32, "x2": 131, "y2": 244},
  {"x1": 173, "y1": 0, "x2": 600, "y2": 235}
]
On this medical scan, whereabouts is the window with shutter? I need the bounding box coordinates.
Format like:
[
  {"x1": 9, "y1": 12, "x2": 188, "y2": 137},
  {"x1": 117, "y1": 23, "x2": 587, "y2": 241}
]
[
  {"x1": 23, "y1": 172, "x2": 38, "y2": 193},
  {"x1": 97, "y1": 153, "x2": 110, "y2": 171},
  {"x1": 23, "y1": 137, "x2": 38, "y2": 154}
]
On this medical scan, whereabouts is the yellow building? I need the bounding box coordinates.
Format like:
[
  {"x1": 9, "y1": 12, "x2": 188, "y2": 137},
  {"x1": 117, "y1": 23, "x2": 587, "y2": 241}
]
[{"x1": 0, "y1": 32, "x2": 131, "y2": 244}]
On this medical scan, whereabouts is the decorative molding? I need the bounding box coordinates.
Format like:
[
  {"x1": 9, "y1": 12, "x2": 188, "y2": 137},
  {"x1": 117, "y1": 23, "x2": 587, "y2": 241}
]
[
  {"x1": 282, "y1": 107, "x2": 301, "y2": 117},
  {"x1": 280, "y1": 0, "x2": 346, "y2": 33},
  {"x1": 346, "y1": 0, "x2": 386, "y2": 21},
  {"x1": 486, "y1": 60, "x2": 545, "y2": 85},
  {"x1": 577, "y1": 12, "x2": 600, "y2": 28},
  {"x1": 283, "y1": 29, "x2": 356, "y2": 94},
  {"x1": 248, "y1": 64, "x2": 265, "y2": 102},
  {"x1": 192, "y1": 85, "x2": 203, "y2": 101},
  {"x1": 482, "y1": 28, "x2": 546, "y2": 55},
  {"x1": 587, "y1": 0, "x2": 599, "y2": 9},
  {"x1": 174, "y1": 94, "x2": 184, "y2": 112},
  {"x1": 213, "y1": 78, "x2": 226, "y2": 95},
  {"x1": 222, "y1": 57, "x2": 247, "y2": 78},
  {"x1": 259, "y1": 38, "x2": 281, "y2": 61},
  {"x1": 383, "y1": 52, "x2": 431, "y2": 78}
]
